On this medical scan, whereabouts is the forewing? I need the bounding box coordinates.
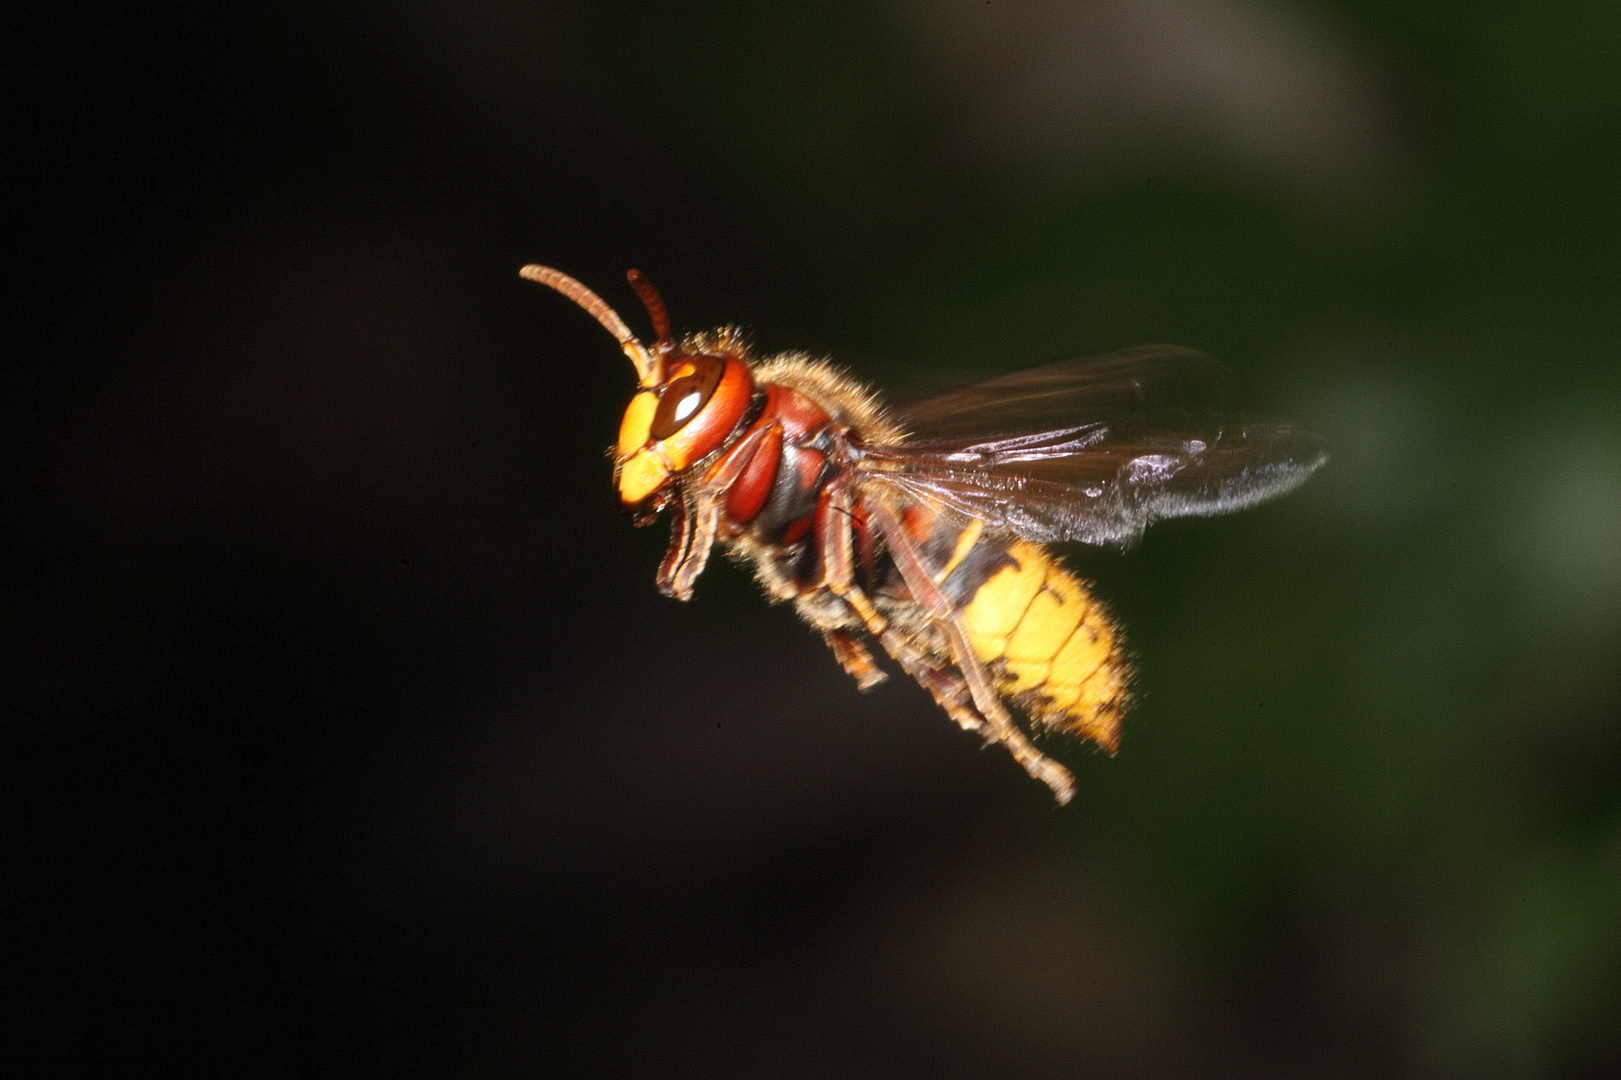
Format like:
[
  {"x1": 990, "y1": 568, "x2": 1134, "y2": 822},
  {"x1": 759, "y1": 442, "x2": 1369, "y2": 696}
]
[
  {"x1": 894, "y1": 345, "x2": 1231, "y2": 438},
  {"x1": 858, "y1": 409, "x2": 1327, "y2": 547}
]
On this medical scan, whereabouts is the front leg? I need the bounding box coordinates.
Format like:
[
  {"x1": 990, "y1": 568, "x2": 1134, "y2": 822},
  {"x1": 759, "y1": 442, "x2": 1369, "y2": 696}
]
[
  {"x1": 660, "y1": 497, "x2": 720, "y2": 601},
  {"x1": 656, "y1": 420, "x2": 782, "y2": 601},
  {"x1": 655, "y1": 493, "x2": 695, "y2": 598}
]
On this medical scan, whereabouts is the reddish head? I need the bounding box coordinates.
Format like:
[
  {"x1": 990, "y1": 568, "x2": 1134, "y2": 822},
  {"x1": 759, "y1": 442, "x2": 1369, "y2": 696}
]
[{"x1": 520, "y1": 265, "x2": 755, "y2": 508}]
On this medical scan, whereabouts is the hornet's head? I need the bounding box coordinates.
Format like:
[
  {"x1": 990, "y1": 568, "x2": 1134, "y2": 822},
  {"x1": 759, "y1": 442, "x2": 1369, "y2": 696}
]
[{"x1": 520, "y1": 265, "x2": 755, "y2": 516}]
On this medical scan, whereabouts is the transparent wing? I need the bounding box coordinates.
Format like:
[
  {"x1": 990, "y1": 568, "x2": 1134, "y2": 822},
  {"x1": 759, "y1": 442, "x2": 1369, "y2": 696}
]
[
  {"x1": 857, "y1": 409, "x2": 1327, "y2": 548},
  {"x1": 893, "y1": 345, "x2": 1231, "y2": 438}
]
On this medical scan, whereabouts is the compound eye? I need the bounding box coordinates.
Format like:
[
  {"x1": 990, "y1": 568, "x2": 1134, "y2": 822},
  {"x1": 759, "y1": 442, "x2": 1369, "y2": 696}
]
[{"x1": 650, "y1": 354, "x2": 725, "y2": 440}]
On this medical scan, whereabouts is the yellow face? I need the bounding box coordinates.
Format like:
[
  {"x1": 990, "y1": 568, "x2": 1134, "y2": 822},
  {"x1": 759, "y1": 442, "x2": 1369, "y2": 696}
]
[
  {"x1": 614, "y1": 390, "x2": 668, "y2": 504},
  {"x1": 611, "y1": 354, "x2": 754, "y2": 507}
]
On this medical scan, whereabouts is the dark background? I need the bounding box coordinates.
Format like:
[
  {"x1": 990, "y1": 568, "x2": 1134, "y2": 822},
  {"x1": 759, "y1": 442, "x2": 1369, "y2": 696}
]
[{"x1": 6, "y1": 2, "x2": 1620, "y2": 1076}]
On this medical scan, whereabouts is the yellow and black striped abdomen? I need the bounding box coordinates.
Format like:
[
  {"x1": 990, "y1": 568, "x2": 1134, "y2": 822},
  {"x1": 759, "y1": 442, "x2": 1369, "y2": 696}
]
[{"x1": 938, "y1": 533, "x2": 1130, "y2": 751}]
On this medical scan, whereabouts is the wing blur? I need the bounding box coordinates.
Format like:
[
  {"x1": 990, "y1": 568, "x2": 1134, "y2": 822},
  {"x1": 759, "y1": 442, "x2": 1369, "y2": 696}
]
[
  {"x1": 860, "y1": 349, "x2": 1326, "y2": 547},
  {"x1": 893, "y1": 345, "x2": 1230, "y2": 438}
]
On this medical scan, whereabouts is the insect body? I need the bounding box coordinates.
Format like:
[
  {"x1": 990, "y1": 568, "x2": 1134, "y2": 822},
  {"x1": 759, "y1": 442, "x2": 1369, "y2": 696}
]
[{"x1": 522, "y1": 264, "x2": 1326, "y2": 803}]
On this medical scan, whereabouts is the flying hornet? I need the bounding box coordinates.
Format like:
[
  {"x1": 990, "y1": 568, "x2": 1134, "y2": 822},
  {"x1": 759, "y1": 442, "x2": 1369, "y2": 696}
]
[{"x1": 522, "y1": 265, "x2": 1326, "y2": 803}]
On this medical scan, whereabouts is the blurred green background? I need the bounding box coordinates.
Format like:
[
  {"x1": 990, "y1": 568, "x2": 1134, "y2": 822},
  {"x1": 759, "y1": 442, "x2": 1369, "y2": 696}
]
[{"x1": 6, "y1": 1, "x2": 1619, "y2": 1076}]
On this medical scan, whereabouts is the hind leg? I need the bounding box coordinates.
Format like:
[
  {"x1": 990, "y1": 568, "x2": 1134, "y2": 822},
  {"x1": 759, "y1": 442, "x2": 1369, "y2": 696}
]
[
  {"x1": 868, "y1": 500, "x2": 1077, "y2": 804},
  {"x1": 878, "y1": 627, "x2": 987, "y2": 736}
]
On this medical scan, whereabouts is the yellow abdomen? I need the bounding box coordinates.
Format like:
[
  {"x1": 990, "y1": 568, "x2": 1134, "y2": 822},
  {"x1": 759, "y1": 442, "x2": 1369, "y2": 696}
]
[{"x1": 960, "y1": 541, "x2": 1130, "y2": 750}]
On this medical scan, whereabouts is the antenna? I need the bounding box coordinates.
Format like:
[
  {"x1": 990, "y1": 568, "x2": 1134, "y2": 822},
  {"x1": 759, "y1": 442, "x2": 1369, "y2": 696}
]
[
  {"x1": 625, "y1": 268, "x2": 672, "y2": 348},
  {"x1": 519, "y1": 264, "x2": 661, "y2": 386}
]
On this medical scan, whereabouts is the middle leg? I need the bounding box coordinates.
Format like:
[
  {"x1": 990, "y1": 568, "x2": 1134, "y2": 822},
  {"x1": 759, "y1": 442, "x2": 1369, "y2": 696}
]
[{"x1": 823, "y1": 629, "x2": 887, "y2": 691}]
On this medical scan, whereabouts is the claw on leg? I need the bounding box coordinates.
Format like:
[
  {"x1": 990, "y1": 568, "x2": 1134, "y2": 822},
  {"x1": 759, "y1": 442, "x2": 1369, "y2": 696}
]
[
  {"x1": 879, "y1": 628, "x2": 986, "y2": 736},
  {"x1": 868, "y1": 498, "x2": 1078, "y2": 805},
  {"x1": 824, "y1": 629, "x2": 888, "y2": 692}
]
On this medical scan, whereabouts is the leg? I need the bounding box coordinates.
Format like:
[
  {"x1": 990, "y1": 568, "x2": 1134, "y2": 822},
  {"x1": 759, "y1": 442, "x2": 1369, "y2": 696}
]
[
  {"x1": 657, "y1": 421, "x2": 781, "y2": 601},
  {"x1": 662, "y1": 497, "x2": 719, "y2": 601},
  {"x1": 877, "y1": 626, "x2": 985, "y2": 735},
  {"x1": 868, "y1": 499, "x2": 1077, "y2": 804},
  {"x1": 823, "y1": 629, "x2": 887, "y2": 691},
  {"x1": 815, "y1": 479, "x2": 889, "y2": 637},
  {"x1": 655, "y1": 494, "x2": 694, "y2": 598},
  {"x1": 817, "y1": 485, "x2": 985, "y2": 730}
]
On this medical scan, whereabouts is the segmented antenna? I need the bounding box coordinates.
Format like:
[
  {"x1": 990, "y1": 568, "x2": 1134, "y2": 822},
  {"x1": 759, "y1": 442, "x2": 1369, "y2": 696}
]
[
  {"x1": 519, "y1": 264, "x2": 661, "y2": 386},
  {"x1": 625, "y1": 268, "x2": 672, "y2": 347}
]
